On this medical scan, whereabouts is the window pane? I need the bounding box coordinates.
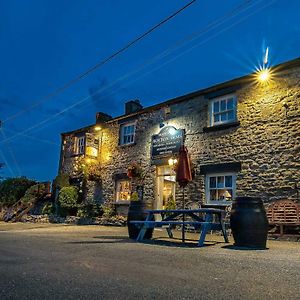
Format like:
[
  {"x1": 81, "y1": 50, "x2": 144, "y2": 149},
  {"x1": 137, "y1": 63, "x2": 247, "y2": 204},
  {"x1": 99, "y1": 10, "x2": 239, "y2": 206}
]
[
  {"x1": 227, "y1": 110, "x2": 234, "y2": 121},
  {"x1": 209, "y1": 177, "x2": 216, "y2": 188},
  {"x1": 225, "y1": 176, "x2": 233, "y2": 187},
  {"x1": 213, "y1": 101, "x2": 219, "y2": 113},
  {"x1": 227, "y1": 98, "x2": 233, "y2": 109},
  {"x1": 214, "y1": 114, "x2": 220, "y2": 123},
  {"x1": 220, "y1": 100, "x2": 226, "y2": 111},
  {"x1": 210, "y1": 189, "x2": 217, "y2": 201},
  {"x1": 217, "y1": 176, "x2": 224, "y2": 188},
  {"x1": 221, "y1": 112, "x2": 227, "y2": 121}
]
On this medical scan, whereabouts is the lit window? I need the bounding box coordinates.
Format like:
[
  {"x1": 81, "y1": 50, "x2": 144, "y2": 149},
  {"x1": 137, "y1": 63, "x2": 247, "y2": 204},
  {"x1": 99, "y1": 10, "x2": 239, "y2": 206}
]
[
  {"x1": 206, "y1": 173, "x2": 236, "y2": 204},
  {"x1": 116, "y1": 180, "x2": 131, "y2": 201},
  {"x1": 210, "y1": 95, "x2": 237, "y2": 126},
  {"x1": 120, "y1": 123, "x2": 135, "y2": 145},
  {"x1": 75, "y1": 136, "x2": 85, "y2": 155}
]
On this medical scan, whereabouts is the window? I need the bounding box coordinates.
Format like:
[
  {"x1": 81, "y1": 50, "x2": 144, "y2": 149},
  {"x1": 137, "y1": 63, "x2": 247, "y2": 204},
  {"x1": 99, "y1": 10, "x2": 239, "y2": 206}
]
[
  {"x1": 206, "y1": 173, "x2": 236, "y2": 205},
  {"x1": 210, "y1": 94, "x2": 237, "y2": 126},
  {"x1": 116, "y1": 180, "x2": 131, "y2": 202},
  {"x1": 75, "y1": 136, "x2": 85, "y2": 155},
  {"x1": 120, "y1": 123, "x2": 135, "y2": 145}
]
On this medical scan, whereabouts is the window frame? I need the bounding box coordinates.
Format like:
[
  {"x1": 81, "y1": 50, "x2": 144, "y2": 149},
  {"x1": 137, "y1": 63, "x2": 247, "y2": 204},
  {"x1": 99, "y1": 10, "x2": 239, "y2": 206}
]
[
  {"x1": 74, "y1": 135, "x2": 85, "y2": 155},
  {"x1": 210, "y1": 94, "x2": 237, "y2": 126},
  {"x1": 205, "y1": 172, "x2": 236, "y2": 205},
  {"x1": 119, "y1": 122, "x2": 136, "y2": 146},
  {"x1": 115, "y1": 179, "x2": 132, "y2": 203}
]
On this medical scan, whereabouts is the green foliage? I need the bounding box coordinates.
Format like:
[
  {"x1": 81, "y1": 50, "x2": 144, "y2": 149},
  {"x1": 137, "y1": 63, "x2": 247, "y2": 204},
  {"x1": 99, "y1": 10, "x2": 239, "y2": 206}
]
[
  {"x1": 58, "y1": 186, "x2": 79, "y2": 209},
  {"x1": 101, "y1": 204, "x2": 114, "y2": 218},
  {"x1": 165, "y1": 194, "x2": 176, "y2": 210},
  {"x1": 42, "y1": 202, "x2": 53, "y2": 215},
  {"x1": 130, "y1": 192, "x2": 139, "y2": 201},
  {"x1": 0, "y1": 177, "x2": 36, "y2": 205},
  {"x1": 21, "y1": 184, "x2": 47, "y2": 203},
  {"x1": 53, "y1": 173, "x2": 70, "y2": 189}
]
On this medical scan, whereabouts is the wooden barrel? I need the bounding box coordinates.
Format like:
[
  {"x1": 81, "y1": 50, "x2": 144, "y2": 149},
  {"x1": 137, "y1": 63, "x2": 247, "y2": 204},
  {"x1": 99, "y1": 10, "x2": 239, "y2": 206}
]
[
  {"x1": 127, "y1": 201, "x2": 153, "y2": 240},
  {"x1": 230, "y1": 196, "x2": 268, "y2": 249}
]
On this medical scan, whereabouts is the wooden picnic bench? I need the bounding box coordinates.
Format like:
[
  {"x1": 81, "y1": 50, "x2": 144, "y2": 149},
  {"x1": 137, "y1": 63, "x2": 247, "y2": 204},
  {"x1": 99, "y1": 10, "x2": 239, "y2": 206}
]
[
  {"x1": 130, "y1": 208, "x2": 229, "y2": 247},
  {"x1": 266, "y1": 199, "x2": 300, "y2": 236}
]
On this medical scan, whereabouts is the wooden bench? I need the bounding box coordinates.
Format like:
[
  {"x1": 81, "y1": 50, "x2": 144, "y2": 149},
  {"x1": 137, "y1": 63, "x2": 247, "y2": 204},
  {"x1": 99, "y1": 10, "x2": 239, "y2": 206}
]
[{"x1": 266, "y1": 199, "x2": 300, "y2": 236}]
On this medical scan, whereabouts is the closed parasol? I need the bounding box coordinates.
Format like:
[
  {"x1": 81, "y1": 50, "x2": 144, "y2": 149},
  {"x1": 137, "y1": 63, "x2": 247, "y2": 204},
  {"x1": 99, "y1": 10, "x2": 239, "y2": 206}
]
[{"x1": 176, "y1": 145, "x2": 192, "y2": 242}]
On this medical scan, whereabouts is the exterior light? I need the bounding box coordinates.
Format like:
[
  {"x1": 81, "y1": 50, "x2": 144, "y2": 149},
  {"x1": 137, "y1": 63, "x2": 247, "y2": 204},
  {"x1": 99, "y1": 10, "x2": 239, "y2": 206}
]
[
  {"x1": 86, "y1": 158, "x2": 91, "y2": 164},
  {"x1": 258, "y1": 69, "x2": 270, "y2": 82},
  {"x1": 94, "y1": 125, "x2": 101, "y2": 131},
  {"x1": 168, "y1": 158, "x2": 174, "y2": 166}
]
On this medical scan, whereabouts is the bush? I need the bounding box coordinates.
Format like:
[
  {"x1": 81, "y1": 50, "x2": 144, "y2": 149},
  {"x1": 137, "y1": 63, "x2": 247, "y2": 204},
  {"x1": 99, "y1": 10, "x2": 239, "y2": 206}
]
[
  {"x1": 21, "y1": 184, "x2": 48, "y2": 203},
  {"x1": 101, "y1": 204, "x2": 114, "y2": 218},
  {"x1": 58, "y1": 186, "x2": 78, "y2": 209},
  {"x1": 42, "y1": 202, "x2": 53, "y2": 215},
  {"x1": 53, "y1": 173, "x2": 70, "y2": 190},
  {"x1": 0, "y1": 177, "x2": 36, "y2": 205}
]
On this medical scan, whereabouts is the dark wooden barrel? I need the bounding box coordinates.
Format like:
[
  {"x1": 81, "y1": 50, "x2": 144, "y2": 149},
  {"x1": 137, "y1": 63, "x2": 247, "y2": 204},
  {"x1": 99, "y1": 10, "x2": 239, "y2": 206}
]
[
  {"x1": 127, "y1": 201, "x2": 154, "y2": 240},
  {"x1": 230, "y1": 196, "x2": 268, "y2": 249}
]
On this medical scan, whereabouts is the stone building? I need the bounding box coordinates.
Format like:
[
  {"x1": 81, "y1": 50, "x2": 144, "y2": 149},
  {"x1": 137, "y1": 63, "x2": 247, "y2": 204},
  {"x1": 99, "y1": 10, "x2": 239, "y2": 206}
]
[{"x1": 58, "y1": 57, "x2": 300, "y2": 214}]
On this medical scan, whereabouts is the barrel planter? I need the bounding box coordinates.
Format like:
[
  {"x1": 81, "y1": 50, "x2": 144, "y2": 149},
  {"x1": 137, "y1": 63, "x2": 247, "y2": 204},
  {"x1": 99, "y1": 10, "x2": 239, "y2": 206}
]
[
  {"x1": 127, "y1": 201, "x2": 154, "y2": 240},
  {"x1": 230, "y1": 196, "x2": 268, "y2": 249}
]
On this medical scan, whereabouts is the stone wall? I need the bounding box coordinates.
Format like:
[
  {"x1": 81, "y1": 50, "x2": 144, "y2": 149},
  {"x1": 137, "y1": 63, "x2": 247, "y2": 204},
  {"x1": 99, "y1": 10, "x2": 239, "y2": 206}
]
[{"x1": 59, "y1": 64, "x2": 300, "y2": 211}]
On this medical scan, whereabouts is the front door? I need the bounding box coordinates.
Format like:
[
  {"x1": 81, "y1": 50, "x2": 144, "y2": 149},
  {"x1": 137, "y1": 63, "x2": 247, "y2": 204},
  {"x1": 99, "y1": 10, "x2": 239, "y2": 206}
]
[{"x1": 156, "y1": 165, "x2": 176, "y2": 210}]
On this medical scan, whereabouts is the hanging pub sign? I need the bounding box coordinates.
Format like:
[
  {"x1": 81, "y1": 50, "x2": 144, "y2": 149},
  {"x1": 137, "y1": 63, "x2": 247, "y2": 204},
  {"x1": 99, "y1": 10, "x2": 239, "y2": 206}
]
[
  {"x1": 151, "y1": 126, "x2": 184, "y2": 159},
  {"x1": 85, "y1": 133, "x2": 99, "y2": 157}
]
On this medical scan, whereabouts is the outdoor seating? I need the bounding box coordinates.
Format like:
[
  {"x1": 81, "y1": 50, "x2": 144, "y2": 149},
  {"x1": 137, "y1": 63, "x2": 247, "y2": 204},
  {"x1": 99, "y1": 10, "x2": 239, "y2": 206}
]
[
  {"x1": 130, "y1": 208, "x2": 229, "y2": 247},
  {"x1": 266, "y1": 199, "x2": 300, "y2": 236}
]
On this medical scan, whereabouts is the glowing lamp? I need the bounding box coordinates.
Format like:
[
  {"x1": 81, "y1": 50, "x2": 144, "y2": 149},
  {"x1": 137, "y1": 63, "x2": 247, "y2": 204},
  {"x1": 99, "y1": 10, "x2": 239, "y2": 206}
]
[
  {"x1": 94, "y1": 125, "x2": 102, "y2": 131},
  {"x1": 257, "y1": 68, "x2": 270, "y2": 82}
]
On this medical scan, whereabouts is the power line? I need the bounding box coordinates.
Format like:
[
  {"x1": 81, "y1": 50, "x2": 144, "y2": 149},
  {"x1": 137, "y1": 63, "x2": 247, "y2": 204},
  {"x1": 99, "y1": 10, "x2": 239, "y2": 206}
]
[
  {"x1": 0, "y1": 128, "x2": 22, "y2": 177},
  {"x1": 2, "y1": 127, "x2": 59, "y2": 146},
  {"x1": 1, "y1": 0, "x2": 273, "y2": 144},
  {"x1": 3, "y1": 0, "x2": 197, "y2": 123}
]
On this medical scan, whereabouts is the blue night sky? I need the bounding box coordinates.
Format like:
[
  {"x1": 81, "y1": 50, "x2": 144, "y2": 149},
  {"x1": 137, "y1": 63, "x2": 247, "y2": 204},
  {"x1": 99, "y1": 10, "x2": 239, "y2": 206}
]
[{"x1": 0, "y1": 0, "x2": 299, "y2": 181}]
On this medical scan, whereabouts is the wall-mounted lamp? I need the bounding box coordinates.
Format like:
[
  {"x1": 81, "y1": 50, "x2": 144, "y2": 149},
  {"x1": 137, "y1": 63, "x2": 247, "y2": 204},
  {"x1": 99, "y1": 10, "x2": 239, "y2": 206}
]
[
  {"x1": 94, "y1": 125, "x2": 102, "y2": 131},
  {"x1": 168, "y1": 158, "x2": 178, "y2": 166},
  {"x1": 256, "y1": 68, "x2": 271, "y2": 83}
]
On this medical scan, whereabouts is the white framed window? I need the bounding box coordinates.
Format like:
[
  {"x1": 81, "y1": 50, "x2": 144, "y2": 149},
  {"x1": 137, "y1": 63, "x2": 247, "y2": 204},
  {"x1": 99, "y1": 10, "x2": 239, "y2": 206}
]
[
  {"x1": 205, "y1": 173, "x2": 236, "y2": 205},
  {"x1": 75, "y1": 136, "x2": 85, "y2": 155},
  {"x1": 120, "y1": 122, "x2": 136, "y2": 145},
  {"x1": 210, "y1": 94, "x2": 237, "y2": 126},
  {"x1": 116, "y1": 179, "x2": 131, "y2": 202}
]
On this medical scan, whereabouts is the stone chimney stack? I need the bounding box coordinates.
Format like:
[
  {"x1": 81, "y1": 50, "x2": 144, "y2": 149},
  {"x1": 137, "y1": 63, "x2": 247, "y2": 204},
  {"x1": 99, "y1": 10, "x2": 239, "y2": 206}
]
[{"x1": 125, "y1": 100, "x2": 143, "y2": 115}]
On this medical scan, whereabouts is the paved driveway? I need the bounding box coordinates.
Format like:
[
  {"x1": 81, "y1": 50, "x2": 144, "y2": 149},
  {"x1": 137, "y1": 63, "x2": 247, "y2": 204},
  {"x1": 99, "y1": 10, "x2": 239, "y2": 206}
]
[{"x1": 0, "y1": 222, "x2": 299, "y2": 300}]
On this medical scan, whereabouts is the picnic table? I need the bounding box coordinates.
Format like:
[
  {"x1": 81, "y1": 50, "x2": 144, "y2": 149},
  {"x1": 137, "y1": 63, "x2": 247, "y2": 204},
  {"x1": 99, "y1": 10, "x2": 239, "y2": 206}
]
[{"x1": 130, "y1": 208, "x2": 229, "y2": 247}]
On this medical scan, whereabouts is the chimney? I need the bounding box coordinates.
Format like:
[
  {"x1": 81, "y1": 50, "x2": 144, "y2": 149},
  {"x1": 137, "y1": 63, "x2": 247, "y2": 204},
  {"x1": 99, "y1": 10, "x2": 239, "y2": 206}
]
[
  {"x1": 125, "y1": 100, "x2": 143, "y2": 115},
  {"x1": 96, "y1": 112, "x2": 112, "y2": 124}
]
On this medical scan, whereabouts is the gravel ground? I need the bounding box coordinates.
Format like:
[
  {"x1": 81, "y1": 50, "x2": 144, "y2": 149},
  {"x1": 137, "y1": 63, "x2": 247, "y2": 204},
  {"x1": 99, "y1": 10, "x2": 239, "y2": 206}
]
[{"x1": 0, "y1": 222, "x2": 299, "y2": 300}]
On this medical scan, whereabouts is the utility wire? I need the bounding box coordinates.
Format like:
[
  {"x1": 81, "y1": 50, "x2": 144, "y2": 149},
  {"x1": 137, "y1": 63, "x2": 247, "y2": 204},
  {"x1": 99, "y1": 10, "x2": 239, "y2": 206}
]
[
  {"x1": 0, "y1": 128, "x2": 22, "y2": 176},
  {"x1": 3, "y1": 0, "x2": 197, "y2": 123},
  {"x1": 1, "y1": 0, "x2": 273, "y2": 144},
  {"x1": 2, "y1": 128, "x2": 59, "y2": 146}
]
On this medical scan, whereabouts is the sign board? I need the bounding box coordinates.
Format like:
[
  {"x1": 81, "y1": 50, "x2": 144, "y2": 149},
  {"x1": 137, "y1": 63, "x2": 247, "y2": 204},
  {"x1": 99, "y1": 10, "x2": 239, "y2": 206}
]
[
  {"x1": 85, "y1": 133, "x2": 99, "y2": 157},
  {"x1": 151, "y1": 126, "x2": 184, "y2": 159}
]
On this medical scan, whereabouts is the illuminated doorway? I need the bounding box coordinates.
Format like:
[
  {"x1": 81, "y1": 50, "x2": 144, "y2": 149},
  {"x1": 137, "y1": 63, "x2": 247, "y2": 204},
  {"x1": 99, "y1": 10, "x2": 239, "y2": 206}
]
[{"x1": 156, "y1": 165, "x2": 176, "y2": 210}]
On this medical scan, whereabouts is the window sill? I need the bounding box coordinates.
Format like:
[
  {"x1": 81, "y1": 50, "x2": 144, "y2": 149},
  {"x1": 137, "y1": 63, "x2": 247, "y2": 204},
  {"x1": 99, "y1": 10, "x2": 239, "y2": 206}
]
[
  {"x1": 70, "y1": 153, "x2": 85, "y2": 158},
  {"x1": 118, "y1": 142, "x2": 136, "y2": 148},
  {"x1": 114, "y1": 201, "x2": 130, "y2": 205},
  {"x1": 203, "y1": 121, "x2": 240, "y2": 133}
]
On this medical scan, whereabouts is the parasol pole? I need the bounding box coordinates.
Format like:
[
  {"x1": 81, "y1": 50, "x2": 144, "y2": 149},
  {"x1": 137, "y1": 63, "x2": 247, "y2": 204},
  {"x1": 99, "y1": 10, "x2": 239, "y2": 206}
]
[{"x1": 182, "y1": 186, "x2": 185, "y2": 243}]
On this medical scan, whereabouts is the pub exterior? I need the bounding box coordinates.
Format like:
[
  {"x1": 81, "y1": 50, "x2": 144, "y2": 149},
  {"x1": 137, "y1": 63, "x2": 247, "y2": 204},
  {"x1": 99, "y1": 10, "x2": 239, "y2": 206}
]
[{"x1": 58, "y1": 57, "x2": 300, "y2": 215}]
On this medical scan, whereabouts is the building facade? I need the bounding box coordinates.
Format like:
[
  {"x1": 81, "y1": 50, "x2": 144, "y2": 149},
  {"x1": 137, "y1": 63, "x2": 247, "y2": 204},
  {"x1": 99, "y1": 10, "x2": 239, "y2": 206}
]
[{"x1": 58, "y1": 58, "x2": 300, "y2": 214}]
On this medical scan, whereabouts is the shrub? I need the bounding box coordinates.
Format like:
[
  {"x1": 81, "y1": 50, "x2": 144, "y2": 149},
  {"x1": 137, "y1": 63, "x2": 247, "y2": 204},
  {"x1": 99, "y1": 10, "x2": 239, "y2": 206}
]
[
  {"x1": 101, "y1": 204, "x2": 114, "y2": 218},
  {"x1": 0, "y1": 177, "x2": 36, "y2": 205},
  {"x1": 165, "y1": 194, "x2": 176, "y2": 210},
  {"x1": 42, "y1": 202, "x2": 53, "y2": 215},
  {"x1": 21, "y1": 184, "x2": 47, "y2": 203},
  {"x1": 58, "y1": 186, "x2": 78, "y2": 209},
  {"x1": 53, "y1": 173, "x2": 70, "y2": 190}
]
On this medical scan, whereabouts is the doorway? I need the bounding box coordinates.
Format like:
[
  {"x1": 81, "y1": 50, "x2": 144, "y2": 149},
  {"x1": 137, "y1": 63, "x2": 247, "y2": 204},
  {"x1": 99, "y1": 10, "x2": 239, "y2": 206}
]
[{"x1": 156, "y1": 165, "x2": 176, "y2": 210}]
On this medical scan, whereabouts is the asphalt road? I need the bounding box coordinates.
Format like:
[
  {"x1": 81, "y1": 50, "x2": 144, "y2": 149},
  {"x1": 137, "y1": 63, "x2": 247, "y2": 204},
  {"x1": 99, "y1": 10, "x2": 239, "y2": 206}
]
[{"x1": 0, "y1": 222, "x2": 299, "y2": 300}]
